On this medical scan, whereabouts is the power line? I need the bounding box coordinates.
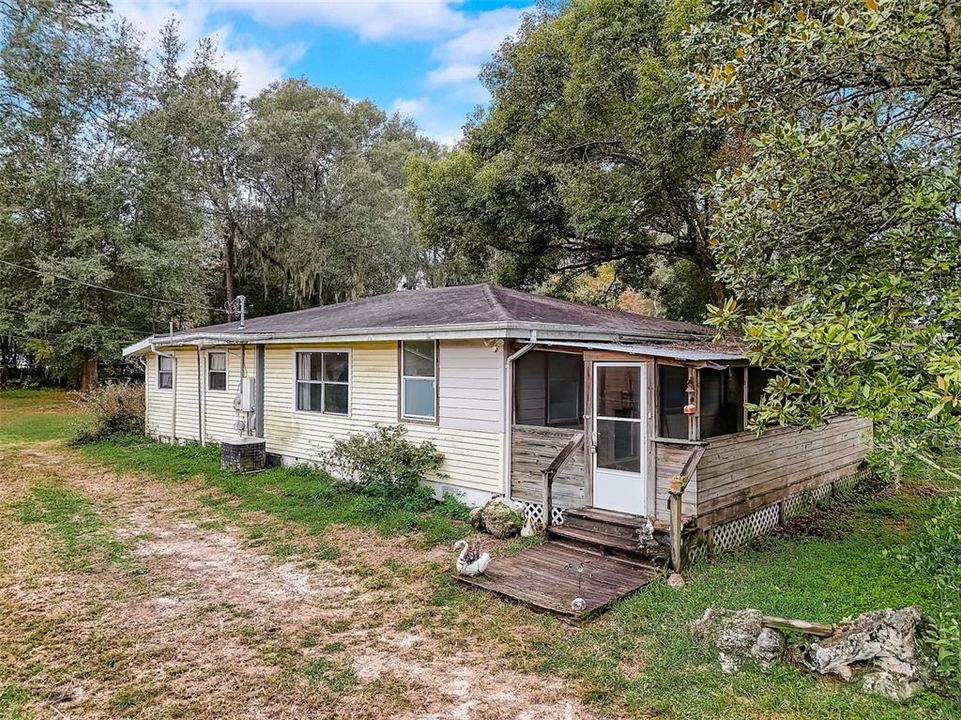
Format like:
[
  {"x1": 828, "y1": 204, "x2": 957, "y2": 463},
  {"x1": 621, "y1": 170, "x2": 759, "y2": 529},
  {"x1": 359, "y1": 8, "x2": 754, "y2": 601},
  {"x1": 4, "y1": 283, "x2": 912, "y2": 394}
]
[
  {"x1": 0, "y1": 304, "x2": 149, "y2": 339},
  {"x1": 0, "y1": 259, "x2": 226, "y2": 313}
]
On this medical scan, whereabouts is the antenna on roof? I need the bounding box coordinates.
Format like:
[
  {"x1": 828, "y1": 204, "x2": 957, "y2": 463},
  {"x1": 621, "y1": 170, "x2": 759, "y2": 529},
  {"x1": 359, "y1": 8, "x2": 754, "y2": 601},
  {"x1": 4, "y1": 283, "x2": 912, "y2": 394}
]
[{"x1": 229, "y1": 295, "x2": 247, "y2": 329}]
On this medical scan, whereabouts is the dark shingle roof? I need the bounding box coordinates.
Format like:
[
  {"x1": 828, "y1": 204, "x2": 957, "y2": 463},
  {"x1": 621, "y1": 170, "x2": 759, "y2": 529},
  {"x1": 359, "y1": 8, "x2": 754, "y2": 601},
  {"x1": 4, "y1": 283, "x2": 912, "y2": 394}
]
[{"x1": 167, "y1": 284, "x2": 714, "y2": 341}]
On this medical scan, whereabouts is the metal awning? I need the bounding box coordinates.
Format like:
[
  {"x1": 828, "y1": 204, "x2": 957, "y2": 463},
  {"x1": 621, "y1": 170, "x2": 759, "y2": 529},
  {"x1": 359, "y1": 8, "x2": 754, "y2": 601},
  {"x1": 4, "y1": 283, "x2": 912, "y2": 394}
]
[{"x1": 531, "y1": 340, "x2": 746, "y2": 362}]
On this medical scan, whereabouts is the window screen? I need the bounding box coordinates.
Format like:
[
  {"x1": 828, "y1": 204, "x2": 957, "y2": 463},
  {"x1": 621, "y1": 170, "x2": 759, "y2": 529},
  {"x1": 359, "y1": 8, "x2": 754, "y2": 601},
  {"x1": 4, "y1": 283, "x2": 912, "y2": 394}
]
[
  {"x1": 699, "y1": 367, "x2": 744, "y2": 438},
  {"x1": 514, "y1": 350, "x2": 583, "y2": 427},
  {"x1": 401, "y1": 341, "x2": 436, "y2": 419},
  {"x1": 296, "y1": 351, "x2": 349, "y2": 415},
  {"x1": 658, "y1": 365, "x2": 688, "y2": 439}
]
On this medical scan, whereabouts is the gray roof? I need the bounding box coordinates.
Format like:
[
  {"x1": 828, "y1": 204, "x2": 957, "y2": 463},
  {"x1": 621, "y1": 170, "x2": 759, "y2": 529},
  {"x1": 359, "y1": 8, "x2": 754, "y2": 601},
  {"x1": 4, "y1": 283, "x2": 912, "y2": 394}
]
[{"x1": 154, "y1": 283, "x2": 715, "y2": 342}]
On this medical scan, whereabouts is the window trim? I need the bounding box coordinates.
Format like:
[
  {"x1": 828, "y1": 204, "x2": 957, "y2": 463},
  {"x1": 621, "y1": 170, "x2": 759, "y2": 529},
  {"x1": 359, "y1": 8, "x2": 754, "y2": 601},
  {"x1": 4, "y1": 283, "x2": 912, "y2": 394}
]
[
  {"x1": 292, "y1": 348, "x2": 352, "y2": 417},
  {"x1": 207, "y1": 350, "x2": 229, "y2": 392},
  {"x1": 157, "y1": 354, "x2": 174, "y2": 391},
  {"x1": 399, "y1": 340, "x2": 438, "y2": 424}
]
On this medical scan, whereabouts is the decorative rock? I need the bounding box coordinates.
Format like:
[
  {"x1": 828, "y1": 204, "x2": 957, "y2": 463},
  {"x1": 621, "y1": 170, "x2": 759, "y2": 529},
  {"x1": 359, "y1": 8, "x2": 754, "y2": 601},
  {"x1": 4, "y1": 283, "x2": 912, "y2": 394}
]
[
  {"x1": 667, "y1": 573, "x2": 686, "y2": 589},
  {"x1": 473, "y1": 497, "x2": 525, "y2": 538},
  {"x1": 802, "y1": 606, "x2": 929, "y2": 701},
  {"x1": 690, "y1": 608, "x2": 785, "y2": 672},
  {"x1": 469, "y1": 506, "x2": 484, "y2": 529}
]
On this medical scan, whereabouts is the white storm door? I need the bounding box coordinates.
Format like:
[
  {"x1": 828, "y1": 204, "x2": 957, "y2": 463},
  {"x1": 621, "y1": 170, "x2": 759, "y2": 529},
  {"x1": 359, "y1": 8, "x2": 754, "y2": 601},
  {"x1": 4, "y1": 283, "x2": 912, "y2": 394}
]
[{"x1": 592, "y1": 362, "x2": 648, "y2": 516}]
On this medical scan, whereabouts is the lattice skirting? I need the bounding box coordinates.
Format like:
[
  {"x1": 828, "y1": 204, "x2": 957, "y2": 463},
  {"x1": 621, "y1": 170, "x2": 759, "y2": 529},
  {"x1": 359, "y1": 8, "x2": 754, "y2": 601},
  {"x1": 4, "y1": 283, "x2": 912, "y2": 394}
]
[
  {"x1": 709, "y1": 468, "x2": 873, "y2": 556},
  {"x1": 521, "y1": 502, "x2": 565, "y2": 527}
]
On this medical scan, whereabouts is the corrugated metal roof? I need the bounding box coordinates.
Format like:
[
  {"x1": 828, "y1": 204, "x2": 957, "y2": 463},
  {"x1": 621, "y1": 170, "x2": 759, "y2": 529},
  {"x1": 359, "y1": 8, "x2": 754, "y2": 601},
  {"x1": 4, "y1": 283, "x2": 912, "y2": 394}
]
[{"x1": 533, "y1": 340, "x2": 746, "y2": 362}]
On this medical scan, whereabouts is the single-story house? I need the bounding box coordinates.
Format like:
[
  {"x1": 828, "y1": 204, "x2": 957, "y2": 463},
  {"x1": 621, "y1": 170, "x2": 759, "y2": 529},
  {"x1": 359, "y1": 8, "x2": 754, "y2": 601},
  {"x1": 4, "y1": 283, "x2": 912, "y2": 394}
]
[{"x1": 124, "y1": 283, "x2": 872, "y2": 567}]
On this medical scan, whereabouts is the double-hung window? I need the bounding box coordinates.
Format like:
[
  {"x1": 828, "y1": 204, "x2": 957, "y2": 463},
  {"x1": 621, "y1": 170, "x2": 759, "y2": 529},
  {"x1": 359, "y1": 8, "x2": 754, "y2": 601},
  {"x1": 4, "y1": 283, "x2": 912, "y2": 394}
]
[
  {"x1": 157, "y1": 355, "x2": 173, "y2": 389},
  {"x1": 208, "y1": 351, "x2": 227, "y2": 391},
  {"x1": 401, "y1": 341, "x2": 436, "y2": 420},
  {"x1": 295, "y1": 351, "x2": 349, "y2": 415}
]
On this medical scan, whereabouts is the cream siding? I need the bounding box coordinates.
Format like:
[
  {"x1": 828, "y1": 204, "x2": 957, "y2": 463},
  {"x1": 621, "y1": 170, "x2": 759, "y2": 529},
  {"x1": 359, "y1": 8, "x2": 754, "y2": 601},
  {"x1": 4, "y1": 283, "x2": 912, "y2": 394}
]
[
  {"x1": 174, "y1": 350, "x2": 200, "y2": 440},
  {"x1": 438, "y1": 340, "x2": 504, "y2": 433},
  {"x1": 203, "y1": 346, "x2": 253, "y2": 442},
  {"x1": 145, "y1": 353, "x2": 174, "y2": 437},
  {"x1": 263, "y1": 341, "x2": 504, "y2": 495}
]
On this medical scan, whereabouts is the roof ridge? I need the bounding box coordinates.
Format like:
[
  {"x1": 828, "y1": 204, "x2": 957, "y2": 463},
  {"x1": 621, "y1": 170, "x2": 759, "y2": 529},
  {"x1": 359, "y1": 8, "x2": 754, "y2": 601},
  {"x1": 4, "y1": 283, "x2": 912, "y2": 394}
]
[{"x1": 481, "y1": 283, "x2": 512, "y2": 321}]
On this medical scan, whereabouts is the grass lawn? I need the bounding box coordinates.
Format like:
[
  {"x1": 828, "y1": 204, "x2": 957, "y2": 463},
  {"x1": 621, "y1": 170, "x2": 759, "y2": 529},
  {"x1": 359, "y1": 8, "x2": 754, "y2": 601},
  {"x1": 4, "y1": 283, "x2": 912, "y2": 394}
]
[{"x1": 1, "y1": 388, "x2": 959, "y2": 719}]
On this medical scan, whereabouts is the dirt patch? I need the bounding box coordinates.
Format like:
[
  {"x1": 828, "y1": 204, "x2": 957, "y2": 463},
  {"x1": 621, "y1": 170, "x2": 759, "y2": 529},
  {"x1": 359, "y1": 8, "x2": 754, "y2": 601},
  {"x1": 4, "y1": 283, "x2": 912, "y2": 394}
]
[{"x1": 0, "y1": 445, "x2": 598, "y2": 719}]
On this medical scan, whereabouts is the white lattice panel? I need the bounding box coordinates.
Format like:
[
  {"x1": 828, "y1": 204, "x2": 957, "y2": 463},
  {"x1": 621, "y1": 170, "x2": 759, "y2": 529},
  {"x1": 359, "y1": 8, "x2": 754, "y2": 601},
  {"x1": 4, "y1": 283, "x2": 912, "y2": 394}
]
[
  {"x1": 809, "y1": 483, "x2": 832, "y2": 504},
  {"x1": 782, "y1": 493, "x2": 809, "y2": 519},
  {"x1": 522, "y1": 502, "x2": 565, "y2": 527}
]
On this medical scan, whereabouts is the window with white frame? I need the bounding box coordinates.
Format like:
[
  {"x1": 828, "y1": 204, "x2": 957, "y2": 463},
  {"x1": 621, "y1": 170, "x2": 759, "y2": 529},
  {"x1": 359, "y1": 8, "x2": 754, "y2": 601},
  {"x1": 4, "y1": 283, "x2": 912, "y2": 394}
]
[
  {"x1": 157, "y1": 355, "x2": 173, "y2": 389},
  {"x1": 401, "y1": 340, "x2": 436, "y2": 420},
  {"x1": 295, "y1": 351, "x2": 349, "y2": 415},
  {"x1": 207, "y1": 351, "x2": 228, "y2": 391}
]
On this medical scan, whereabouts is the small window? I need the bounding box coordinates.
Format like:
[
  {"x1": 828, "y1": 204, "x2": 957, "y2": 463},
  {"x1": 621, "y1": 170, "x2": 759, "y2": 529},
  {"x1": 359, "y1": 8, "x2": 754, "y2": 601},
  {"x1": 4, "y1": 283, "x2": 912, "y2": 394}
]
[
  {"x1": 208, "y1": 352, "x2": 227, "y2": 391},
  {"x1": 658, "y1": 365, "x2": 689, "y2": 439},
  {"x1": 296, "y1": 351, "x2": 349, "y2": 415},
  {"x1": 157, "y1": 355, "x2": 173, "y2": 389},
  {"x1": 401, "y1": 340, "x2": 436, "y2": 420},
  {"x1": 699, "y1": 367, "x2": 745, "y2": 438}
]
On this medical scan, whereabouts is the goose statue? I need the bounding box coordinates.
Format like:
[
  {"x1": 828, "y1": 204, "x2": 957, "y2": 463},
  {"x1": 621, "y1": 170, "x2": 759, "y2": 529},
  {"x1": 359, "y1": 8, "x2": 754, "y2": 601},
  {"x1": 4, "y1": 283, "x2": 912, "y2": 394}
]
[{"x1": 453, "y1": 539, "x2": 491, "y2": 577}]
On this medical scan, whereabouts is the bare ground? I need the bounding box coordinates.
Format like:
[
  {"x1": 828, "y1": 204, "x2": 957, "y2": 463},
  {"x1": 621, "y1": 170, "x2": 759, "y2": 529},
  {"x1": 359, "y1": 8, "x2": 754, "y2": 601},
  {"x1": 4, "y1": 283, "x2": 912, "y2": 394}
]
[{"x1": 0, "y1": 444, "x2": 596, "y2": 720}]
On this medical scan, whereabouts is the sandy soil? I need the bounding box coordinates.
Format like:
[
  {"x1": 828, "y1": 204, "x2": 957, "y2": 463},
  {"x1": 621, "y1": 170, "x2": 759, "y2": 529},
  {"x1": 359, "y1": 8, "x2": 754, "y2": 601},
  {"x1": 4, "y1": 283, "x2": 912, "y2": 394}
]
[{"x1": 0, "y1": 445, "x2": 597, "y2": 720}]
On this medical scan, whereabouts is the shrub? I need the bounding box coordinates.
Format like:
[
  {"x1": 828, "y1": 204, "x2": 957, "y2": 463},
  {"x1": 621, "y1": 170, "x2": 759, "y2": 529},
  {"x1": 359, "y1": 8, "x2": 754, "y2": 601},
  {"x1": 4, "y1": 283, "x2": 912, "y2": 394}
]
[
  {"x1": 72, "y1": 383, "x2": 145, "y2": 444},
  {"x1": 891, "y1": 495, "x2": 961, "y2": 688},
  {"x1": 319, "y1": 424, "x2": 447, "y2": 510}
]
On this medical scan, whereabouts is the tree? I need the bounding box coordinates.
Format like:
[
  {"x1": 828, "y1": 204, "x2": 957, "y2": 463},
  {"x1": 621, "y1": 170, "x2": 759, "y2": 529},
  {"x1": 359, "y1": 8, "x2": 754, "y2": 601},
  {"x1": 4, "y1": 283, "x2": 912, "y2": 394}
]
[
  {"x1": 234, "y1": 80, "x2": 440, "y2": 310},
  {"x1": 407, "y1": 0, "x2": 728, "y2": 316},
  {"x1": 0, "y1": 0, "x2": 208, "y2": 389},
  {"x1": 689, "y1": 0, "x2": 961, "y2": 473}
]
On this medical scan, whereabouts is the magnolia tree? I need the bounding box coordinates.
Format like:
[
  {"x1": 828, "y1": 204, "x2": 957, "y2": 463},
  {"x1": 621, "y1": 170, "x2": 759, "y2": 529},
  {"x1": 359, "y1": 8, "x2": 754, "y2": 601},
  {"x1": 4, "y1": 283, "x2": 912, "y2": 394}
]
[{"x1": 686, "y1": 0, "x2": 961, "y2": 475}]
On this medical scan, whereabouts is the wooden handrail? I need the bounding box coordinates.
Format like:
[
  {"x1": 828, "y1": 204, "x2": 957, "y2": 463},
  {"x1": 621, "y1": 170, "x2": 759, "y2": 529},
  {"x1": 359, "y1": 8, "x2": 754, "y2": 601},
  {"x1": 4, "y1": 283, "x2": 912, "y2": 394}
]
[
  {"x1": 668, "y1": 445, "x2": 705, "y2": 571},
  {"x1": 541, "y1": 431, "x2": 584, "y2": 529}
]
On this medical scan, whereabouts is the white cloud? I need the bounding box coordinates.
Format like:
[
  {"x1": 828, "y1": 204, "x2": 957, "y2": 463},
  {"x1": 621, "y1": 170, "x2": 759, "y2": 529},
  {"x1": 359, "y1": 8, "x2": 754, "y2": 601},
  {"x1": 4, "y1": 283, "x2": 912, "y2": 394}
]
[
  {"x1": 209, "y1": 26, "x2": 307, "y2": 98},
  {"x1": 425, "y1": 62, "x2": 479, "y2": 88},
  {"x1": 212, "y1": 0, "x2": 465, "y2": 40},
  {"x1": 390, "y1": 97, "x2": 429, "y2": 118},
  {"x1": 433, "y1": 6, "x2": 524, "y2": 64}
]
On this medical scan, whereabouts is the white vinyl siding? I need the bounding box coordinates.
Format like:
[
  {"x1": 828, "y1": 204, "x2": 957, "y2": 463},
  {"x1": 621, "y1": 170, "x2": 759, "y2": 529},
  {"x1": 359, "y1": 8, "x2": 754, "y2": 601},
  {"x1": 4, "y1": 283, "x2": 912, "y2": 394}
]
[
  {"x1": 438, "y1": 340, "x2": 504, "y2": 433},
  {"x1": 262, "y1": 341, "x2": 504, "y2": 495}
]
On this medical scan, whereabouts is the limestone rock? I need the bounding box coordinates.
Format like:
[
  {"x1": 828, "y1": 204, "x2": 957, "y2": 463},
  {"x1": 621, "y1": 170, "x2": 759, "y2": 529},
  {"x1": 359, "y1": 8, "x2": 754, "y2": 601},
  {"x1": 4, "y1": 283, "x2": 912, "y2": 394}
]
[
  {"x1": 802, "y1": 606, "x2": 929, "y2": 701},
  {"x1": 667, "y1": 573, "x2": 686, "y2": 589},
  {"x1": 690, "y1": 608, "x2": 784, "y2": 672},
  {"x1": 473, "y1": 497, "x2": 525, "y2": 539}
]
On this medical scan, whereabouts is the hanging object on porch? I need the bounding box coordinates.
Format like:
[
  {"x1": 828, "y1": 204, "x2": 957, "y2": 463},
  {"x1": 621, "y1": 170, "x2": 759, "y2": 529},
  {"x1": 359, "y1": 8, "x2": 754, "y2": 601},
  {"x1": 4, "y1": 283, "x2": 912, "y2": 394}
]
[
  {"x1": 683, "y1": 403, "x2": 697, "y2": 415},
  {"x1": 454, "y1": 539, "x2": 491, "y2": 576}
]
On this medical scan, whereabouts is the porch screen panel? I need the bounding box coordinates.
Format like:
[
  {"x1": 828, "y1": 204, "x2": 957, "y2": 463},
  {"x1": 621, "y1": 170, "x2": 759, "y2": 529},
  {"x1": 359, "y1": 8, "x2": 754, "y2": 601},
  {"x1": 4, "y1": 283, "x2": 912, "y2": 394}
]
[
  {"x1": 514, "y1": 350, "x2": 583, "y2": 428},
  {"x1": 699, "y1": 367, "x2": 744, "y2": 438},
  {"x1": 658, "y1": 365, "x2": 688, "y2": 439}
]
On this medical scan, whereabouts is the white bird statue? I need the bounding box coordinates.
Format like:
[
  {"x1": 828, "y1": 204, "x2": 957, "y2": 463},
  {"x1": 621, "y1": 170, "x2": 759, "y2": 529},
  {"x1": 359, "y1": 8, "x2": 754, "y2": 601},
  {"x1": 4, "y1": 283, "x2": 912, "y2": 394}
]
[{"x1": 454, "y1": 539, "x2": 491, "y2": 576}]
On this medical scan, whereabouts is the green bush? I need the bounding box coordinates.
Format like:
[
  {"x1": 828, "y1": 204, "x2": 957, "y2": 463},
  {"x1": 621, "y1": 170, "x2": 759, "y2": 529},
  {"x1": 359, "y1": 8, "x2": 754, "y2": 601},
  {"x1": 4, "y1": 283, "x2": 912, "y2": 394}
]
[
  {"x1": 319, "y1": 424, "x2": 447, "y2": 510},
  {"x1": 891, "y1": 495, "x2": 961, "y2": 687},
  {"x1": 72, "y1": 383, "x2": 145, "y2": 444}
]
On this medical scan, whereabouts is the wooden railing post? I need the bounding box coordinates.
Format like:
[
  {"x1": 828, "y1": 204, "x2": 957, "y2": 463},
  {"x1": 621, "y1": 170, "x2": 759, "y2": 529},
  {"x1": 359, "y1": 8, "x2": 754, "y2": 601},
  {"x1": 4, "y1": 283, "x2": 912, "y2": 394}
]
[
  {"x1": 669, "y1": 445, "x2": 705, "y2": 571},
  {"x1": 540, "y1": 431, "x2": 584, "y2": 529}
]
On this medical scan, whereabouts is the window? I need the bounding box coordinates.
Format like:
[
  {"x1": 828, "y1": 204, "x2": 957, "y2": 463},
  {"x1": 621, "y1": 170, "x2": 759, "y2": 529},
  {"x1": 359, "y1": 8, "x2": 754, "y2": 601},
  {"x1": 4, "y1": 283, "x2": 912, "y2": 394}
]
[
  {"x1": 699, "y1": 367, "x2": 744, "y2": 438},
  {"x1": 157, "y1": 355, "x2": 173, "y2": 389},
  {"x1": 296, "y1": 351, "x2": 349, "y2": 415},
  {"x1": 658, "y1": 365, "x2": 689, "y2": 439},
  {"x1": 514, "y1": 350, "x2": 584, "y2": 428},
  {"x1": 208, "y1": 352, "x2": 227, "y2": 391},
  {"x1": 401, "y1": 340, "x2": 436, "y2": 420}
]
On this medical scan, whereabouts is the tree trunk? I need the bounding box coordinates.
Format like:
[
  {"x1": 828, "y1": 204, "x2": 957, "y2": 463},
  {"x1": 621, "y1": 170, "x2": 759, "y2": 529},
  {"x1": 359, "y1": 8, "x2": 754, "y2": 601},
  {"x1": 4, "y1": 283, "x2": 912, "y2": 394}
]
[
  {"x1": 79, "y1": 354, "x2": 98, "y2": 392},
  {"x1": 224, "y1": 220, "x2": 236, "y2": 310}
]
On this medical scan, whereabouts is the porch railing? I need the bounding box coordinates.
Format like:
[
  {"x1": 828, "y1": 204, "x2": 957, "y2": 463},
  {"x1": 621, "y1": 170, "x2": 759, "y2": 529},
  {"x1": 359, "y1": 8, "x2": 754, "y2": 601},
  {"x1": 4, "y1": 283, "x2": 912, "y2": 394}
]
[
  {"x1": 667, "y1": 445, "x2": 705, "y2": 570},
  {"x1": 541, "y1": 431, "x2": 584, "y2": 529}
]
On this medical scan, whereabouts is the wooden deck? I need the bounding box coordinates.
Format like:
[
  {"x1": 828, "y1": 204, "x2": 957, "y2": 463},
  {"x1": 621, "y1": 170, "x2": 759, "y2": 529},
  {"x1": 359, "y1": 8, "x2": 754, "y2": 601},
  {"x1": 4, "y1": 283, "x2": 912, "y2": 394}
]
[{"x1": 455, "y1": 542, "x2": 659, "y2": 618}]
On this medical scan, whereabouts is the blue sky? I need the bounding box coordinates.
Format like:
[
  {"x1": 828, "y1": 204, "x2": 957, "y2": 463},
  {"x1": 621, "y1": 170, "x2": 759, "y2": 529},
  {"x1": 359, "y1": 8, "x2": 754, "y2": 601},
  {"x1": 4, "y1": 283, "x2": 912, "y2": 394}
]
[{"x1": 113, "y1": 1, "x2": 534, "y2": 144}]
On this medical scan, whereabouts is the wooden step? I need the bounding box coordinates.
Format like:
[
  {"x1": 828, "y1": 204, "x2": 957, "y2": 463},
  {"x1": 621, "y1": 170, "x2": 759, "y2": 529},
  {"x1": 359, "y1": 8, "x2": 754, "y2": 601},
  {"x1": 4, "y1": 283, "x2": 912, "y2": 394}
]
[
  {"x1": 564, "y1": 506, "x2": 650, "y2": 528},
  {"x1": 548, "y1": 524, "x2": 667, "y2": 558},
  {"x1": 562, "y1": 513, "x2": 642, "y2": 541}
]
